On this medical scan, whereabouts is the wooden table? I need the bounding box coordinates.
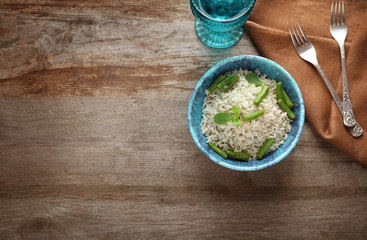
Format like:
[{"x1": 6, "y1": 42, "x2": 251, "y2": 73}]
[{"x1": 1, "y1": 1, "x2": 366, "y2": 239}]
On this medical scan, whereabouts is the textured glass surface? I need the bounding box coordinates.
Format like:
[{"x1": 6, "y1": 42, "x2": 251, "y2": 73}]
[{"x1": 190, "y1": 0, "x2": 256, "y2": 48}]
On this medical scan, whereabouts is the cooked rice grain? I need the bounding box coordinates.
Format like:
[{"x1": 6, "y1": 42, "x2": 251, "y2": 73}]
[{"x1": 200, "y1": 69, "x2": 292, "y2": 160}]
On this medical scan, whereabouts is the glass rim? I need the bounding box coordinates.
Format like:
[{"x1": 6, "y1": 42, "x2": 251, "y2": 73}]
[{"x1": 191, "y1": 0, "x2": 256, "y2": 23}]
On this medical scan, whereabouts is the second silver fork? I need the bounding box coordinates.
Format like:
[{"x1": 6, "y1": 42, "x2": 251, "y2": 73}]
[{"x1": 330, "y1": 1, "x2": 357, "y2": 127}]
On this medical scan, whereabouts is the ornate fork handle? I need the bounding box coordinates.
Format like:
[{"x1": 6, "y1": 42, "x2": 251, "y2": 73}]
[
  {"x1": 349, "y1": 122, "x2": 363, "y2": 138},
  {"x1": 339, "y1": 43, "x2": 356, "y2": 127},
  {"x1": 315, "y1": 64, "x2": 363, "y2": 137},
  {"x1": 315, "y1": 64, "x2": 343, "y2": 111}
]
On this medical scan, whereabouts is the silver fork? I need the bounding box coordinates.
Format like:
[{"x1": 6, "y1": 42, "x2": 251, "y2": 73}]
[
  {"x1": 330, "y1": 1, "x2": 356, "y2": 127},
  {"x1": 289, "y1": 24, "x2": 363, "y2": 137}
]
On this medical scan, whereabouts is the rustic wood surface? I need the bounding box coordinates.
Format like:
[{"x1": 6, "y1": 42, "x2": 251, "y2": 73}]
[{"x1": 1, "y1": 1, "x2": 366, "y2": 239}]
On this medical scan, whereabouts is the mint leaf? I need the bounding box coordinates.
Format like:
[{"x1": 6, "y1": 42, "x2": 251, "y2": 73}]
[
  {"x1": 231, "y1": 106, "x2": 241, "y2": 127},
  {"x1": 214, "y1": 113, "x2": 234, "y2": 125},
  {"x1": 233, "y1": 117, "x2": 241, "y2": 126},
  {"x1": 245, "y1": 72, "x2": 264, "y2": 86},
  {"x1": 231, "y1": 106, "x2": 240, "y2": 116}
]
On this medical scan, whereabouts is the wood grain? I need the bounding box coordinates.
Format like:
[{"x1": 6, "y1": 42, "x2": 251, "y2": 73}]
[{"x1": 1, "y1": 0, "x2": 367, "y2": 239}]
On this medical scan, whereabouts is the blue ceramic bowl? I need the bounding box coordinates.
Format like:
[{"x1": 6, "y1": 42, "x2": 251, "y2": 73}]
[{"x1": 188, "y1": 55, "x2": 305, "y2": 171}]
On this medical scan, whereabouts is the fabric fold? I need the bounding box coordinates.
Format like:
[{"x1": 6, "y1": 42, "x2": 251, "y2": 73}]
[{"x1": 245, "y1": 0, "x2": 367, "y2": 164}]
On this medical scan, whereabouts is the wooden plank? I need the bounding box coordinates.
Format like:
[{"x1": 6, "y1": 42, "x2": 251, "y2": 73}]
[
  {"x1": 1, "y1": 98, "x2": 366, "y2": 239},
  {"x1": 0, "y1": 0, "x2": 258, "y2": 82},
  {"x1": 1, "y1": 0, "x2": 366, "y2": 239}
]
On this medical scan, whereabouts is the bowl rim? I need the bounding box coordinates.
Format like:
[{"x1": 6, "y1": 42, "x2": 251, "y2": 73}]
[{"x1": 188, "y1": 55, "x2": 305, "y2": 171}]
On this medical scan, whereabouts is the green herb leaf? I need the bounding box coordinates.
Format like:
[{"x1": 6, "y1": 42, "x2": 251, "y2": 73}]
[
  {"x1": 231, "y1": 106, "x2": 240, "y2": 116},
  {"x1": 231, "y1": 106, "x2": 241, "y2": 126},
  {"x1": 233, "y1": 117, "x2": 241, "y2": 126},
  {"x1": 245, "y1": 72, "x2": 264, "y2": 86},
  {"x1": 214, "y1": 113, "x2": 234, "y2": 125}
]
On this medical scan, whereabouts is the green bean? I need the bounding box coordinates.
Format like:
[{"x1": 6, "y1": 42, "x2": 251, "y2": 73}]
[
  {"x1": 222, "y1": 74, "x2": 240, "y2": 92},
  {"x1": 209, "y1": 143, "x2": 227, "y2": 159},
  {"x1": 257, "y1": 138, "x2": 275, "y2": 160},
  {"x1": 276, "y1": 81, "x2": 284, "y2": 101},
  {"x1": 282, "y1": 88, "x2": 294, "y2": 108},
  {"x1": 217, "y1": 75, "x2": 234, "y2": 90},
  {"x1": 278, "y1": 99, "x2": 296, "y2": 119},
  {"x1": 243, "y1": 109, "x2": 265, "y2": 122},
  {"x1": 208, "y1": 75, "x2": 226, "y2": 92},
  {"x1": 253, "y1": 85, "x2": 270, "y2": 106},
  {"x1": 217, "y1": 74, "x2": 239, "y2": 91},
  {"x1": 225, "y1": 151, "x2": 251, "y2": 161}
]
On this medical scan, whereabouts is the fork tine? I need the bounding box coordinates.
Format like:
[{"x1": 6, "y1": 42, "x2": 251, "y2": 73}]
[
  {"x1": 330, "y1": 2, "x2": 334, "y2": 25},
  {"x1": 342, "y1": 1, "x2": 346, "y2": 25},
  {"x1": 297, "y1": 24, "x2": 309, "y2": 44},
  {"x1": 289, "y1": 28, "x2": 298, "y2": 48},
  {"x1": 295, "y1": 25, "x2": 305, "y2": 45},
  {"x1": 334, "y1": 1, "x2": 338, "y2": 25},
  {"x1": 338, "y1": 1, "x2": 342, "y2": 25},
  {"x1": 291, "y1": 26, "x2": 301, "y2": 46}
]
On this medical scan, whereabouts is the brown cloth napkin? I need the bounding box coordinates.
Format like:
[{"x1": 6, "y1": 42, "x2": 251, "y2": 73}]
[{"x1": 245, "y1": 0, "x2": 367, "y2": 165}]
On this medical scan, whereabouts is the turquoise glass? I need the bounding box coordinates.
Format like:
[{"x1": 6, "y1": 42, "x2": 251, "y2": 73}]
[{"x1": 190, "y1": 0, "x2": 256, "y2": 48}]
